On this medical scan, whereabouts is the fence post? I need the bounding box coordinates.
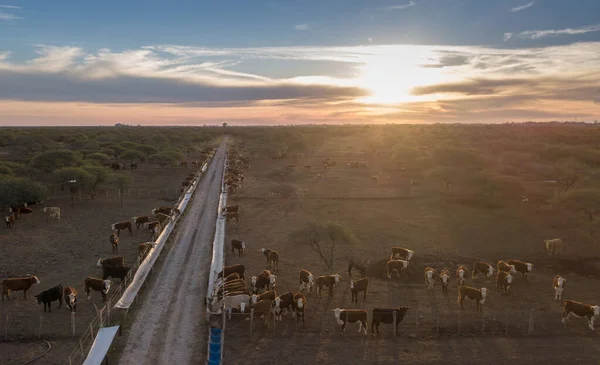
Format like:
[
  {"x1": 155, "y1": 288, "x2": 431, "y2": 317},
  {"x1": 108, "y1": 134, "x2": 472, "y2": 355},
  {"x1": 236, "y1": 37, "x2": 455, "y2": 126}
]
[
  {"x1": 505, "y1": 311, "x2": 509, "y2": 336},
  {"x1": 78, "y1": 190, "x2": 82, "y2": 200},
  {"x1": 414, "y1": 304, "x2": 419, "y2": 327},
  {"x1": 106, "y1": 189, "x2": 108, "y2": 198},
  {"x1": 80, "y1": 339, "x2": 85, "y2": 356},
  {"x1": 458, "y1": 311, "x2": 462, "y2": 336},
  {"x1": 481, "y1": 313, "x2": 485, "y2": 336},
  {"x1": 4, "y1": 313, "x2": 8, "y2": 340},
  {"x1": 528, "y1": 309, "x2": 534, "y2": 334},
  {"x1": 69, "y1": 356, "x2": 72, "y2": 365},
  {"x1": 71, "y1": 313, "x2": 76, "y2": 336},
  {"x1": 107, "y1": 298, "x2": 111, "y2": 325},
  {"x1": 250, "y1": 309, "x2": 254, "y2": 336},
  {"x1": 393, "y1": 310, "x2": 397, "y2": 339},
  {"x1": 38, "y1": 315, "x2": 43, "y2": 338},
  {"x1": 89, "y1": 323, "x2": 94, "y2": 338},
  {"x1": 436, "y1": 311, "x2": 440, "y2": 337}
]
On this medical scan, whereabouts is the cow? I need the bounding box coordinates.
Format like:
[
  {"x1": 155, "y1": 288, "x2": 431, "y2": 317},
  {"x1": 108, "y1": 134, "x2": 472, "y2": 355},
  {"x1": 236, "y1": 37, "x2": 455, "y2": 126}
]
[
  {"x1": 110, "y1": 232, "x2": 119, "y2": 253},
  {"x1": 507, "y1": 260, "x2": 533, "y2": 279},
  {"x1": 111, "y1": 220, "x2": 133, "y2": 236},
  {"x1": 226, "y1": 211, "x2": 240, "y2": 223},
  {"x1": 545, "y1": 238, "x2": 563, "y2": 256},
  {"x1": 259, "y1": 248, "x2": 279, "y2": 270},
  {"x1": 2, "y1": 276, "x2": 41, "y2": 301},
  {"x1": 390, "y1": 247, "x2": 414, "y2": 261},
  {"x1": 472, "y1": 261, "x2": 494, "y2": 282},
  {"x1": 298, "y1": 269, "x2": 314, "y2": 293},
  {"x1": 64, "y1": 286, "x2": 78, "y2": 313},
  {"x1": 85, "y1": 277, "x2": 112, "y2": 302},
  {"x1": 371, "y1": 307, "x2": 410, "y2": 335},
  {"x1": 496, "y1": 270, "x2": 513, "y2": 295},
  {"x1": 272, "y1": 292, "x2": 295, "y2": 322},
  {"x1": 42, "y1": 207, "x2": 61, "y2": 220},
  {"x1": 96, "y1": 256, "x2": 124, "y2": 269},
  {"x1": 250, "y1": 299, "x2": 274, "y2": 327},
  {"x1": 424, "y1": 267, "x2": 436, "y2": 290},
  {"x1": 439, "y1": 269, "x2": 451, "y2": 294},
  {"x1": 315, "y1": 274, "x2": 342, "y2": 298},
  {"x1": 348, "y1": 258, "x2": 369, "y2": 278},
  {"x1": 218, "y1": 264, "x2": 245, "y2": 280},
  {"x1": 102, "y1": 265, "x2": 130, "y2": 282},
  {"x1": 154, "y1": 212, "x2": 171, "y2": 227},
  {"x1": 553, "y1": 275, "x2": 567, "y2": 300},
  {"x1": 35, "y1": 284, "x2": 63, "y2": 312},
  {"x1": 333, "y1": 308, "x2": 368, "y2": 335},
  {"x1": 130, "y1": 162, "x2": 138, "y2": 170},
  {"x1": 456, "y1": 265, "x2": 467, "y2": 286},
  {"x1": 458, "y1": 286, "x2": 487, "y2": 312},
  {"x1": 497, "y1": 260, "x2": 517, "y2": 275},
  {"x1": 222, "y1": 205, "x2": 239, "y2": 214},
  {"x1": 5, "y1": 214, "x2": 14, "y2": 228},
  {"x1": 292, "y1": 292, "x2": 307, "y2": 323},
  {"x1": 152, "y1": 206, "x2": 180, "y2": 217},
  {"x1": 138, "y1": 242, "x2": 155, "y2": 261},
  {"x1": 231, "y1": 239, "x2": 246, "y2": 257},
  {"x1": 250, "y1": 270, "x2": 274, "y2": 294},
  {"x1": 562, "y1": 300, "x2": 600, "y2": 331},
  {"x1": 224, "y1": 294, "x2": 250, "y2": 320},
  {"x1": 386, "y1": 260, "x2": 409, "y2": 279},
  {"x1": 132, "y1": 216, "x2": 150, "y2": 229},
  {"x1": 250, "y1": 291, "x2": 276, "y2": 305},
  {"x1": 350, "y1": 277, "x2": 369, "y2": 304}
]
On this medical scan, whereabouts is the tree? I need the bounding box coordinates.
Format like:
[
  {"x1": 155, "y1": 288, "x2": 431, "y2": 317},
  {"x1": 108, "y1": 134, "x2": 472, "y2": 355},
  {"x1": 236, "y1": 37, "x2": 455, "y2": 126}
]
[
  {"x1": 53, "y1": 167, "x2": 92, "y2": 206},
  {"x1": 549, "y1": 159, "x2": 586, "y2": 194},
  {"x1": 120, "y1": 141, "x2": 140, "y2": 150},
  {"x1": 433, "y1": 146, "x2": 484, "y2": 168},
  {"x1": 0, "y1": 176, "x2": 47, "y2": 207},
  {"x1": 0, "y1": 165, "x2": 14, "y2": 176},
  {"x1": 86, "y1": 152, "x2": 112, "y2": 164},
  {"x1": 111, "y1": 173, "x2": 133, "y2": 207},
  {"x1": 500, "y1": 151, "x2": 533, "y2": 171},
  {"x1": 135, "y1": 144, "x2": 158, "y2": 159},
  {"x1": 555, "y1": 188, "x2": 600, "y2": 239},
  {"x1": 288, "y1": 222, "x2": 358, "y2": 269},
  {"x1": 30, "y1": 149, "x2": 83, "y2": 172},
  {"x1": 104, "y1": 144, "x2": 126, "y2": 159},
  {"x1": 223, "y1": 122, "x2": 228, "y2": 127},
  {"x1": 427, "y1": 166, "x2": 463, "y2": 193},
  {"x1": 83, "y1": 165, "x2": 111, "y2": 199},
  {"x1": 120, "y1": 149, "x2": 146, "y2": 162},
  {"x1": 149, "y1": 151, "x2": 182, "y2": 168}
]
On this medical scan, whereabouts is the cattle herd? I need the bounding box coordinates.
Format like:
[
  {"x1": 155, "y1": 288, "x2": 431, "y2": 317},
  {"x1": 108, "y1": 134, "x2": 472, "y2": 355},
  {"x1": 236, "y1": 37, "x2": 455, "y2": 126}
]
[{"x1": 205, "y1": 229, "x2": 599, "y2": 335}]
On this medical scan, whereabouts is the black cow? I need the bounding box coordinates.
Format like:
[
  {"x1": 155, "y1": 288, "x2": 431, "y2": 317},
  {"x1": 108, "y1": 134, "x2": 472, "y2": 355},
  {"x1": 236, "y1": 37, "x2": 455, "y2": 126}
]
[
  {"x1": 102, "y1": 266, "x2": 130, "y2": 282},
  {"x1": 35, "y1": 284, "x2": 63, "y2": 312},
  {"x1": 372, "y1": 307, "x2": 410, "y2": 335}
]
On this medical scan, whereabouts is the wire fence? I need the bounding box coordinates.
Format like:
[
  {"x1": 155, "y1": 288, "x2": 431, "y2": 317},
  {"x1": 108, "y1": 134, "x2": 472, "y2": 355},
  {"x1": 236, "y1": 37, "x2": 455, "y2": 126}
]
[{"x1": 44, "y1": 186, "x2": 185, "y2": 202}]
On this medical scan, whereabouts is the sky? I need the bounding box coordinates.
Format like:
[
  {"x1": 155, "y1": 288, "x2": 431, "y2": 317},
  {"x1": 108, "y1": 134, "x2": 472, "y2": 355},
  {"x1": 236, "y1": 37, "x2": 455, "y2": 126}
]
[{"x1": 1, "y1": 0, "x2": 600, "y2": 126}]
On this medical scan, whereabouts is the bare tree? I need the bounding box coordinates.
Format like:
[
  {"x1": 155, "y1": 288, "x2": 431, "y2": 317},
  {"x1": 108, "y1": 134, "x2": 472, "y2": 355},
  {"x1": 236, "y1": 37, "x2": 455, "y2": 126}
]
[
  {"x1": 555, "y1": 188, "x2": 600, "y2": 239},
  {"x1": 288, "y1": 222, "x2": 358, "y2": 269}
]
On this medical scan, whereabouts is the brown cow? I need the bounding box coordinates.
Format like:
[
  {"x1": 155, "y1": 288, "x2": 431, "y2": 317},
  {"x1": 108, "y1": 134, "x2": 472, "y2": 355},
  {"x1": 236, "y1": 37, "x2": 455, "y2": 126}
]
[
  {"x1": 350, "y1": 277, "x2": 368, "y2": 303},
  {"x1": 333, "y1": 308, "x2": 368, "y2": 335},
  {"x1": 315, "y1": 274, "x2": 342, "y2": 298},
  {"x1": 2, "y1": 276, "x2": 41, "y2": 301},
  {"x1": 458, "y1": 286, "x2": 487, "y2": 312},
  {"x1": 292, "y1": 292, "x2": 307, "y2": 323},
  {"x1": 111, "y1": 220, "x2": 133, "y2": 236},
  {"x1": 132, "y1": 216, "x2": 150, "y2": 229},
  {"x1": 64, "y1": 286, "x2": 78, "y2": 313},
  {"x1": 259, "y1": 248, "x2": 279, "y2": 270},
  {"x1": 110, "y1": 233, "x2": 119, "y2": 253}
]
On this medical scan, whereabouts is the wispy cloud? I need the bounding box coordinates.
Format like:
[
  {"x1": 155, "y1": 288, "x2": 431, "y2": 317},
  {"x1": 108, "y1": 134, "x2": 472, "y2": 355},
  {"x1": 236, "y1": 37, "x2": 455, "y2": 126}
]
[
  {"x1": 0, "y1": 11, "x2": 22, "y2": 21},
  {"x1": 505, "y1": 23, "x2": 600, "y2": 41},
  {"x1": 510, "y1": 2, "x2": 534, "y2": 12},
  {"x1": 382, "y1": 1, "x2": 416, "y2": 11},
  {"x1": 294, "y1": 24, "x2": 308, "y2": 31},
  {"x1": 0, "y1": 4, "x2": 21, "y2": 9}
]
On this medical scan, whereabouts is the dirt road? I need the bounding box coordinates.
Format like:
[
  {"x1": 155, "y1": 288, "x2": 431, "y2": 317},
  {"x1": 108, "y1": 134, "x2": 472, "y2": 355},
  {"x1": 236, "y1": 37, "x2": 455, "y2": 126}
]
[{"x1": 118, "y1": 141, "x2": 226, "y2": 365}]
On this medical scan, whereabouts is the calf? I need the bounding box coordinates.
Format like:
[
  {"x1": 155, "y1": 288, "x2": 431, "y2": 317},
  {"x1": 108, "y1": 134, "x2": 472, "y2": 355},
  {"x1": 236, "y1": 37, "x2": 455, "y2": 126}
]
[
  {"x1": 439, "y1": 269, "x2": 451, "y2": 294},
  {"x1": 348, "y1": 258, "x2": 369, "y2": 278},
  {"x1": 424, "y1": 267, "x2": 436, "y2": 290},
  {"x1": 231, "y1": 239, "x2": 246, "y2": 257},
  {"x1": 250, "y1": 299, "x2": 274, "y2": 327},
  {"x1": 272, "y1": 292, "x2": 295, "y2": 321},
  {"x1": 298, "y1": 269, "x2": 314, "y2": 293},
  {"x1": 390, "y1": 247, "x2": 414, "y2": 261},
  {"x1": 35, "y1": 284, "x2": 63, "y2": 312},
  {"x1": 458, "y1": 286, "x2": 487, "y2": 312},
  {"x1": 259, "y1": 248, "x2": 279, "y2": 270},
  {"x1": 218, "y1": 264, "x2": 245, "y2": 280},
  {"x1": 2, "y1": 275, "x2": 41, "y2": 301},
  {"x1": 102, "y1": 265, "x2": 130, "y2": 282},
  {"x1": 456, "y1": 265, "x2": 467, "y2": 286},
  {"x1": 350, "y1": 277, "x2": 369, "y2": 303},
  {"x1": 96, "y1": 256, "x2": 124, "y2": 269},
  {"x1": 371, "y1": 307, "x2": 410, "y2": 335},
  {"x1": 386, "y1": 260, "x2": 409, "y2": 279},
  {"x1": 226, "y1": 211, "x2": 240, "y2": 223},
  {"x1": 472, "y1": 261, "x2": 494, "y2": 282},
  {"x1": 545, "y1": 238, "x2": 563, "y2": 256},
  {"x1": 43, "y1": 207, "x2": 61, "y2": 220},
  {"x1": 110, "y1": 233, "x2": 119, "y2": 253},
  {"x1": 553, "y1": 275, "x2": 566, "y2": 300},
  {"x1": 5, "y1": 214, "x2": 14, "y2": 228},
  {"x1": 250, "y1": 290, "x2": 276, "y2": 304},
  {"x1": 64, "y1": 286, "x2": 78, "y2": 313},
  {"x1": 333, "y1": 308, "x2": 368, "y2": 335},
  {"x1": 132, "y1": 215, "x2": 150, "y2": 229},
  {"x1": 496, "y1": 271, "x2": 513, "y2": 295},
  {"x1": 315, "y1": 274, "x2": 342, "y2": 298},
  {"x1": 507, "y1": 260, "x2": 533, "y2": 279},
  {"x1": 111, "y1": 220, "x2": 133, "y2": 236},
  {"x1": 562, "y1": 300, "x2": 600, "y2": 331},
  {"x1": 250, "y1": 270, "x2": 274, "y2": 294},
  {"x1": 497, "y1": 260, "x2": 517, "y2": 275},
  {"x1": 292, "y1": 292, "x2": 307, "y2": 323},
  {"x1": 84, "y1": 277, "x2": 112, "y2": 301}
]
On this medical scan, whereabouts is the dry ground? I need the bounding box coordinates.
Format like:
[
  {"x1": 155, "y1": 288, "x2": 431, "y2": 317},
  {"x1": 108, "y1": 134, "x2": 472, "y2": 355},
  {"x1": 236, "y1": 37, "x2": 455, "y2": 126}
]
[
  {"x1": 222, "y1": 136, "x2": 600, "y2": 365},
  {"x1": 0, "y1": 162, "x2": 200, "y2": 365}
]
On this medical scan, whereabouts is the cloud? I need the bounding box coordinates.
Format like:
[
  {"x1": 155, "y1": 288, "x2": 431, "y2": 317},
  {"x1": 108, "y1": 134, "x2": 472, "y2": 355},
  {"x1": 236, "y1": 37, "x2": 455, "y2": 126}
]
[
  {"x1": 505, "y1": 24, "x2": 600, "y2": 41},
  {"x1": 294, "y1": 24, "x2": 308, "y2": 31},
  {"x1": 0, "y1": 11, "x2": 21, "y2": 21},
  {"x1": 0, "y1": 4, "x2": 20, "y2": 9},
  {"x1": 421, "y1": 54, "x2": 470, "y2": 68},
  {"x1": 382, "y1": 1, "x2": 416, "y2": 11},
  {"x1": 510, "y1": 2, "x2": 534, "y2": 12}
]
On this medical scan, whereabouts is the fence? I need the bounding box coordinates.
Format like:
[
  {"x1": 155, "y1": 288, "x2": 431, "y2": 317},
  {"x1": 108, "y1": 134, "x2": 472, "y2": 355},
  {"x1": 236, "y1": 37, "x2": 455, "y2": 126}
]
[
  {"x1": 45, "y1": 186, "x2": 187, "y2": 202},
  {"x1": 58, "y1": 157, "x2": 212, "y2": 365}
]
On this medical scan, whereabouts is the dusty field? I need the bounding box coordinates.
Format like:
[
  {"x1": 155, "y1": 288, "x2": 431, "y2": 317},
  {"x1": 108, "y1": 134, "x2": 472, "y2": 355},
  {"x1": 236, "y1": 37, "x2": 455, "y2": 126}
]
[
  {"x1": 0, "y1": 163, "x2": 201, "y2": 365},
  {"x1": 222, "y1": 134, "x2": 600, "y2": 365}
]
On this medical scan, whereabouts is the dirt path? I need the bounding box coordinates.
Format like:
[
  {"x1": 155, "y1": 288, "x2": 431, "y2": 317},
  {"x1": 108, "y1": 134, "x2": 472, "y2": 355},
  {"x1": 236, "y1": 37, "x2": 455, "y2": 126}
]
[{"x1": 117, "y1": 141, "x2": 226, "y2": 365}]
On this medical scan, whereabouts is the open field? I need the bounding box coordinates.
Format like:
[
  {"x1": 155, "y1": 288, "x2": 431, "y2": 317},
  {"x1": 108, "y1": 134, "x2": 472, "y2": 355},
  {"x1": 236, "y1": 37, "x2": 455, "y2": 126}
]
[
  {"x1": 0, "y1": 127, "x2": 220, "y2": 365},
  {"x1": 221, "y1": 124, "x2": 600, "y2": 364}
]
